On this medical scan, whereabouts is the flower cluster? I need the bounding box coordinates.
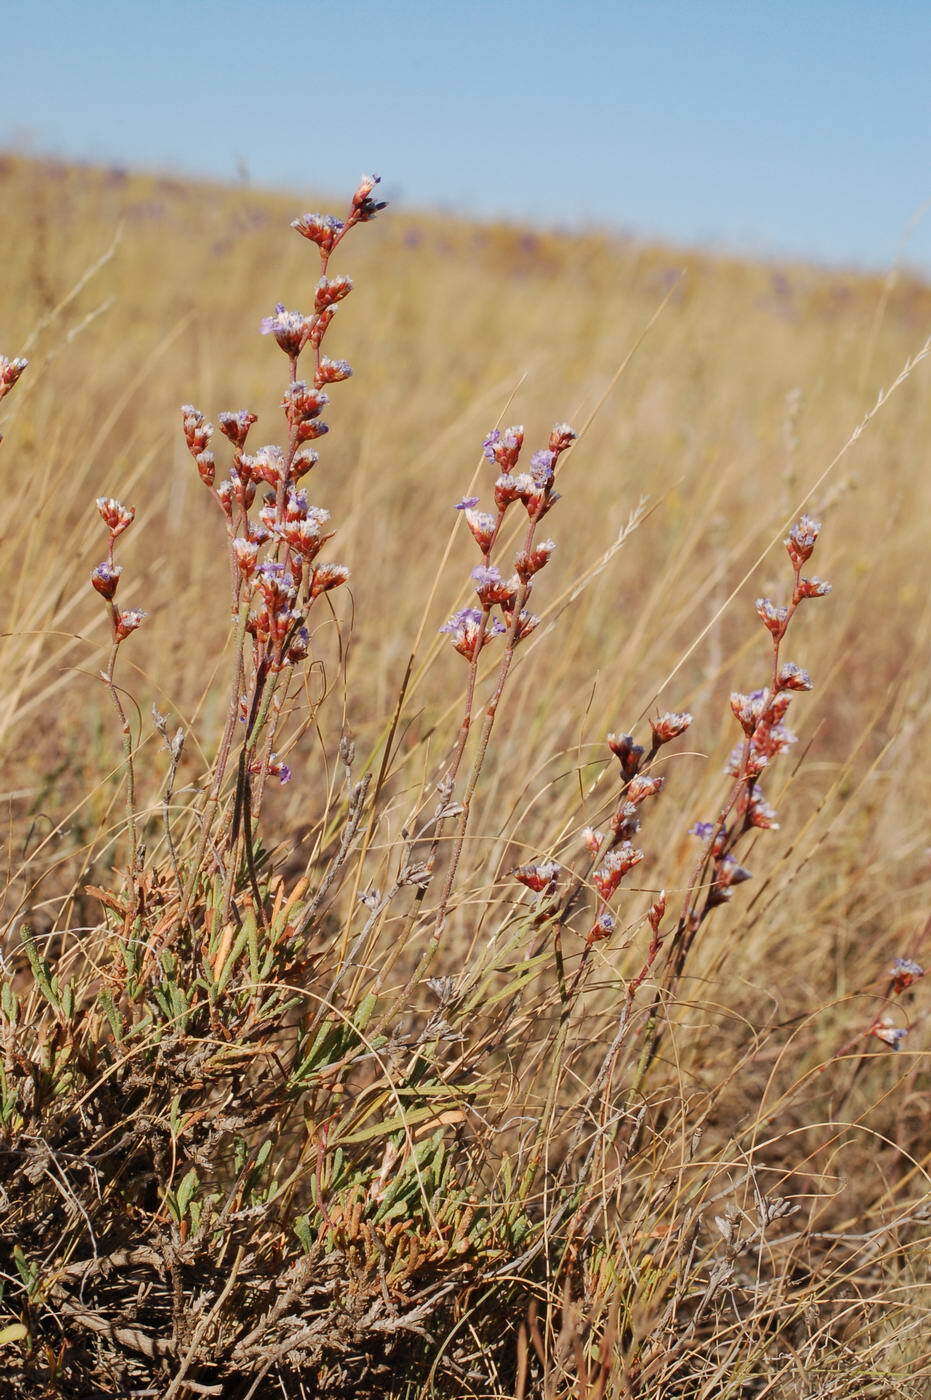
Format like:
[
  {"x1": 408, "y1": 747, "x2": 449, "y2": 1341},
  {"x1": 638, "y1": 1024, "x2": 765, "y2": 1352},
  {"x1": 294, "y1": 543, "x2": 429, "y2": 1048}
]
[
  {"x1": 582, "y1": 710, "x2": 692, "y2": 945},
  {"x1": 690, "y1": 513, "x2": 831, "y2": 913},
  {"x1": 866, "y1": 956, "x2": 925, "y2": 1051},
  {"x1": 176, "y1": 177, "x2": 383, "y2": 792},
  {"x1": 441, "y1": 421, "x2": 576, "y2": 663},
  {"x1": 91, "y1": 497, "x2": 146, "y2": 644}
]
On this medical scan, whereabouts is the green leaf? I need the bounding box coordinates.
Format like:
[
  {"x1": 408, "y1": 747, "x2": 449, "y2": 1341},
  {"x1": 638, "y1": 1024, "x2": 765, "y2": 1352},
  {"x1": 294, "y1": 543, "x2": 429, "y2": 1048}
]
[
  {"x1": 0, "y1": 1324, "x2": 28, "y2": 1347},
  {"x1": 176, "y1": 1167, "x2": 199, "y2": 1219}
]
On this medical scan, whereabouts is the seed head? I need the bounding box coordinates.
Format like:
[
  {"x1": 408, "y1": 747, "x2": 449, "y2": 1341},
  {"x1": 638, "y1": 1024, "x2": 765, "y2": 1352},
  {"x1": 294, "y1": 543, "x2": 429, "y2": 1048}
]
[
  {"x1": 276, "y1": 517, "x2": 334, "y2": 560},
  {"x1": 717, "y1": 854, "x2": 752, "y2": 887},
  {"x1": 216, "y1": 479, "x2": 234, "y2": 518},
  {"x1": 730, "y1": 691, "x2": 763, "y2": 734},
  {"x1": 194, "y1": 450, "x2": 215, "y2": 486}
]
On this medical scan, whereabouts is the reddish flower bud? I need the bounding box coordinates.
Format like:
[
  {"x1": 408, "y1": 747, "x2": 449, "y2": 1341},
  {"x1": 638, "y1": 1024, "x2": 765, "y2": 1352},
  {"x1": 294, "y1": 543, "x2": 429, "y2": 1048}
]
[
  {"x1": 314, "y1": 274, "x2": 353, "y2": 311},
  {"x1": 316, "y1": 355, "x2": 353, "y2": 385},
  {"x1": 461, "y1": 506, "x2": 498, "y2": 553},
  {"x1": 291, "y1": 212, "x2": 344, "y2": 253},
  {"x1": 648, "y1": 891, "x2": 666, "y2": 934},
  {"x1": 195, "y1": 450, "x2": 215, "y2": 486},
  {"x1": 627, "y1": 773, "x2": 665, "y2": 804},
  {"x1": 586, "y1": 911, "x2": 616, "y2": 945},
  {"x1": 512, "y1": 610, "x2": 540, "y2": 643},
  {"x1": 593, "y1": 843, "x2": 644, "y2": 898},
  {"x1": 114, "y1": 607, "x2": 147, "y2": 641},
  {"x1": 96, "y1": 497, "x2": 135, "y2": 537},
  {"x1": 472, "y1": 565, "x2": 518, "y2": 608},
  {"x1": 777, "y1": 661, "x2": 813, "y2": 691},
  {"x1": 217, "y1": 409, "x2": 257, "y2": 448},
  {"x1": 181, "y1": 404, "x2": 213, "y2": 458},
  {"x1": 309, "y1": 563, "x2": 350, "y2": 598},
  {"x1": 890, "y1": 957, "x2": 924, "y2": 993},
  {"x1": 607, "y1": 733, "x2": 644, "y2": 780},
  {"x1": 232, "y1": 537, "x2": 260, "y2": 577},
  {"x1": 514, "y1": 539, "x2": 556, "y2": 581},
  {"x1": 513, "y1": 860, "x2": 560, "y2": 893},
  {"x1": 91, "y1": 562, "x2": 123, "y2": 600},
  {"x1": 582, "y1": 826, "x2": 605, "y2": 853},
  {"x1": 549, "y1": 422, "x2": 577, "y2": 453},
  {"x1": 794, "y1": 576, "x2": 832, "y2": 601},
  {"x1": 755, "y1": 597, "x2": 789, "y2": 639},
  {"x1": 650, "y1": 710, "x2": 692, "y2": 745},
  {"x1": 869, "y1": 1016, "x2": 907, "y2": 1050},
  {"x1": 785, "y1": 514, "x2": 821, "y2": 568}
]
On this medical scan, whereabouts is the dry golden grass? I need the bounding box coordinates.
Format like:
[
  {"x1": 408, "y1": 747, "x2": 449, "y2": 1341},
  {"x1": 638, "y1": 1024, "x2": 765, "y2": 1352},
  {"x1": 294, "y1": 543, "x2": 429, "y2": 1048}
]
[{"x1": 1, "y1": 152, "x2": 930, "y2": 1397}]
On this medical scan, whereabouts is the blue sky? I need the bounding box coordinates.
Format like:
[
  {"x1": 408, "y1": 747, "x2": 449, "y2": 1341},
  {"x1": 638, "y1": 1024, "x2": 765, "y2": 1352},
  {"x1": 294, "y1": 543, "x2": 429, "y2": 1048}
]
[{"x1": 4, "y1": 0, "x2": 931, "y2": 271}]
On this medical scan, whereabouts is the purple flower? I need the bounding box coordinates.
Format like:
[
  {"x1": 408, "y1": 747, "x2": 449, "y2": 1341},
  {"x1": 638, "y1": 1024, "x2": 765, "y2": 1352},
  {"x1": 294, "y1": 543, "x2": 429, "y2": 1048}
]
[
  {"x1": 482, "y1": 429, "x2": 501, "y2": 463},
  {"x1": 690, "y1": 821, "x2": 715, "y2": 841},
  {"x1": 278, "y1": 764, "x2": 292, "y2": 785},
  {"x1": 440, "y1": 607, "x2": 506, "y2": 660},
  {"x1": 440, "y1": 606, "x2": 483, "y2": 635},
  {"x1": 455, "y1": 496, "x2": 480, "y2": 510},
  {"x1": 530, "y1": 448, "x2": 555, "y2": 487}
]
